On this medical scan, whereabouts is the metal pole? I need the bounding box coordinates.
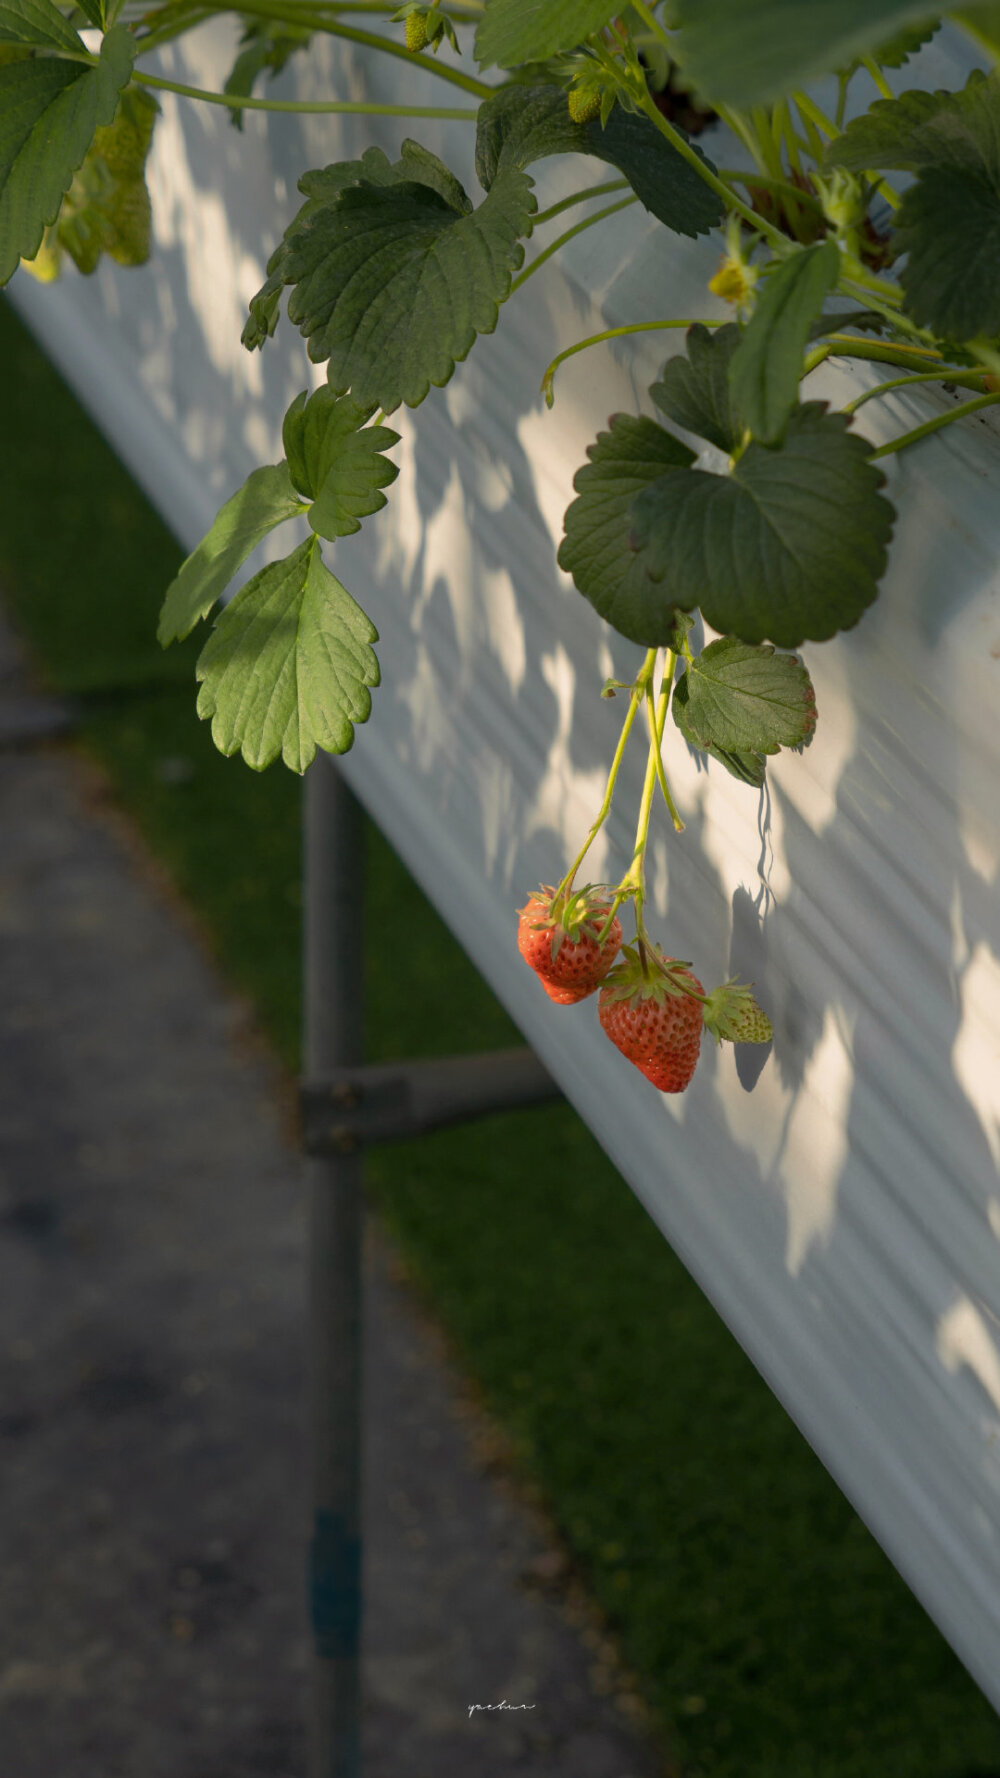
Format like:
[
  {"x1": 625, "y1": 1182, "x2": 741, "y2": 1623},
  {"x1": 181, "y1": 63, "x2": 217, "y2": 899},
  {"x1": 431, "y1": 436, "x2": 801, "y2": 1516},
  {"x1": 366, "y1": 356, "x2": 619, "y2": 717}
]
[{"x1": 304, "y1": 757, "x2": 365, "y2": 1778}]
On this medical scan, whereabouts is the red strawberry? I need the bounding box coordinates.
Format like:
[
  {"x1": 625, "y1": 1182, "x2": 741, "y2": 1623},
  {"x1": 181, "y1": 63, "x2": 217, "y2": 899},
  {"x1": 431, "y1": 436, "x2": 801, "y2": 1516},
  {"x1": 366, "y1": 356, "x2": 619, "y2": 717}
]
[
  {"x1": 598, "y1": 946, "x2": 704, "y2": 1092},
  {"x1": 517, "y1": 884, "x2": 622, "y2": 1005}
]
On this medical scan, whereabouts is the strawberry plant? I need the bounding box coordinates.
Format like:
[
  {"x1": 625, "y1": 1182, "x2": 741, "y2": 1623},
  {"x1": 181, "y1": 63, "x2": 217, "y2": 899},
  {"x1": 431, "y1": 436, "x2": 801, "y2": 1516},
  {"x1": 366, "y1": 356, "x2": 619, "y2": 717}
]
[{"x1": 4, "y1": 0, "x2": 999, "y2": 1090}]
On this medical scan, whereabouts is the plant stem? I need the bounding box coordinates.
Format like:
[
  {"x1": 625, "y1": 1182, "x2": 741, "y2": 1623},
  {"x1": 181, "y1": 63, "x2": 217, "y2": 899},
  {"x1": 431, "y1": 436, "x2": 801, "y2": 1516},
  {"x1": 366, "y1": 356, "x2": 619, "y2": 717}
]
[
  {"x1": 630, "y1": 0, "x2": 671, "y2": 54},
  {"x1": 717, "y1": 168, "x2": 824, "y2": 216},
  {"x1": 613, "y1": 652, "x2": 679, "y2": 944},
  {"x1": 532, "y1": 179, "x2": 629, "y2": 228},
  {"x1": 130, "y1": 68, "x2": 478, "y2": 114},
  {"x1": 869, "y1": 392, "x2": 1000, "y2": 458},
  {"x1": 635, "y1": 87, "x2": 788, "y2": 251},
  {"x1": 184, "y1": 0, "x2": 493, "y2": 97},
  {"x1": 509, "y1": 196, "x2": 638, "y2": 295},
  {"x1": 645, "y1": 667, "x2": 684, "y2": 832},
  {"x1": 860, "y1": 53, "x2": 895, "y2": 101},
  {"x1": 841, "y1": 368, "x2": 990, "y2": 414},
  {"x1": 560, "y1": 658, "x2": 650, "y2": 894},
  {"x1": 541, "y1": 316, "x2": 725, "y2": 404},
  {"x1": 803, "y1": 334, "x2": 944, "y2": 375},
  {"x1": 793, "y1": 89, "x2": 839, "y2": 140}
]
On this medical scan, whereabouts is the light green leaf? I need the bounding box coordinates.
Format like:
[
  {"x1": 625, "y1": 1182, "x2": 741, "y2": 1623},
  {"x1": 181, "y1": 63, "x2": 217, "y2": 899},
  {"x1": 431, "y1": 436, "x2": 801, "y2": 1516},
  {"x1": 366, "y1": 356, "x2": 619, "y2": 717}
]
[
  {"x1": 195, "y1": 537, "x2": 380, "y2": 773},
  {"x1": 632, "y1": 404, "x2": 895, "y2": 648},
  {"x1": 281, "y1": 387, "x2": 400, "y2": 539},
  {"x1": 0, "y1": 0, "x2": 84, "y2": 51},
  {"x1": 247, "y1": 141, "x2": 534, "y2": 411},
  {"x1": 729, "y1": 241, "x2": 840, "y2": 445},
  {"x1": 672, "y1": 636, "x2": 817, "y2": 757},
  {"x1": 475, "y1": 83, "x2": 724, "y2": 237},
  {"x1": 0, "y1": 22, "x2": 134, "y2": 285},
  {"x1": 475, "y1": 0, "x2": 620, "y2": 69},
  {"x1": 558, "y1": 413, "x2": 695, "y2": 646},
  {"x1": 651, "y1": 323, "x2": 742, "y2": 453},
  {"x1": 670, "y1": 0, "x2": 938, "y2": 106},
  {"x1": 158, "y1": 462, "x2": 305, "y2": 645}
]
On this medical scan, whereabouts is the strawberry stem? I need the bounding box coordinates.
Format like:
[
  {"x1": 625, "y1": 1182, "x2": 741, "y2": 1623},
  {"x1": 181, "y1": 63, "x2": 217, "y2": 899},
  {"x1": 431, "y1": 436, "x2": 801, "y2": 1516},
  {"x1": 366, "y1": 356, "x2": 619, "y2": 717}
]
[
  {"x1": 617, "y1": 650, "x2": 678, "y2": 947},
  {"x1": 559, "y1": 649, "x2": 652, "y2": 897}
]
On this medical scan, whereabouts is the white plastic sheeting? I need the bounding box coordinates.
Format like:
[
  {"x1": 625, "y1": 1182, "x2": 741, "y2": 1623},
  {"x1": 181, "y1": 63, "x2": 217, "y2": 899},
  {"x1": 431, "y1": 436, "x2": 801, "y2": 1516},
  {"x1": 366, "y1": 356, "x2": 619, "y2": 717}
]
[{"x1": 10, "y1": 23, "x2": 1000, "y2": 1710}]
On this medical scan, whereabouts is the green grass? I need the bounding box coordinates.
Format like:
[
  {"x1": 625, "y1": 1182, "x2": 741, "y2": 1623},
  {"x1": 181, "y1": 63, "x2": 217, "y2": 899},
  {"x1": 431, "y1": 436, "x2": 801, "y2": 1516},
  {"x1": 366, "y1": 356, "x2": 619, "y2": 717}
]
[{"x1": 3, "y1": 291, "x2": 999, "y2": 1778}]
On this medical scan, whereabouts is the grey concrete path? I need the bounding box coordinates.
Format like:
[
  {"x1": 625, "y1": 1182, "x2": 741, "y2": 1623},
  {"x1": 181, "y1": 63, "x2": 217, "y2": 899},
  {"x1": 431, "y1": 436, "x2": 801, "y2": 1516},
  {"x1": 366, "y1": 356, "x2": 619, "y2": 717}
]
[{"x1": 0, "y1": 608, "x2": 667, "y2": 1778}]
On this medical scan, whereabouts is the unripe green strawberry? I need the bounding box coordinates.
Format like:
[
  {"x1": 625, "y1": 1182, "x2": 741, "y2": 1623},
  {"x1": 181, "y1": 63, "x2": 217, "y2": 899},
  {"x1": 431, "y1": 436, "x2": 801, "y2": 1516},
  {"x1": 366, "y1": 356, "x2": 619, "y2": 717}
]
[
  {"x1": 598, "y1": 947, "x2": 704, "y2": 1092},
  {"x1": 568, "y1": 86, "x2": 602, "y2": 125},
  {"x1": 405, "y1": 11, "x2": 429, "y2": 51},
  {"x1": 517, "y1": 884, "x2": 622, "y2": 1005},
  {"x1": 702, "y1": 979, "x2": 773, "y2": 1045}
]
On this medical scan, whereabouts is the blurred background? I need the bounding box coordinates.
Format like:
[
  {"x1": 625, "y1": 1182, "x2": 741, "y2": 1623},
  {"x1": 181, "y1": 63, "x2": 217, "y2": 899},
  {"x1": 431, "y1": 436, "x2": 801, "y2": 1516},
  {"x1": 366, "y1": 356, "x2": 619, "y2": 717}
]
[{"x1": 2, "y1": 290, "x2": 1000, "y2": 1777}]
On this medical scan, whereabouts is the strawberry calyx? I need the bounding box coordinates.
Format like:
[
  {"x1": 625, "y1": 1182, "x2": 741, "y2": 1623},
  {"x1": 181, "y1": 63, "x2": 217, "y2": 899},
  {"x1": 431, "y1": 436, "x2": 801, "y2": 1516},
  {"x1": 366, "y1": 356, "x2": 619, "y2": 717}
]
[
  {"x1": 598, "y1": 941, "x2": 705, "y2": 1007},
  {"x1": 702, "y1": 978, "x2": 773, "y2": 1045},
  {"x1": 521, "y1": 882, "x2": 618, "y2": 962}
]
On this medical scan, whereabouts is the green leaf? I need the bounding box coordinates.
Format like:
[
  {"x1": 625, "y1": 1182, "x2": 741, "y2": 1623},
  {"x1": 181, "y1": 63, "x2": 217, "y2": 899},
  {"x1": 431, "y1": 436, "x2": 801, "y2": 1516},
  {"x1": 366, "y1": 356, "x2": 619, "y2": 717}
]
[
  {"x1": 896, "y1": 166, "x2": 1000, "y2": 338},
  {"x1": 672, "y1": 636, "x2": 817, "y2": 760},
  {"x1": 475, "y1": 83, "x2": 723, "y2": 237},
  {"x1": 0, "y1": 0, "x2": 84, "y2": 52},
  {"x1": 157, "y1": 463, "x2": 305, "y2": 645},
  {"x1": 670, "y1": 0, "x2": 939, "y2": 106},
  {"x1": 672, "y1": 699, "x2": 769, "y2": 786},
  {"x1": 281, "y1": 387, "x2": 399, "y2": 539},
  {"x1": 869, "y1": 18, "x2": 940, "y2": 64},
  {"x1": 0, "y1": 22, "x2": 134, "y2": 285},
  {"x1": 825, "y1": 72, "x2": 1000, "y2": 340},
  {"x1": 823, "y1": 70, "x2": 999, "y2": 174},
  {"x1": 806, "y1": 308, "x2": 887, "y2": 340},
  {"x1": 36, "y1": 83, "x2": 158, "y2": 277},
  {"x1": 632, "y1": 403, "x2": 895, "y2": 648},
  {"x1": 475, "y1": 0, "x2": 620, "y2": 69},
  {"x1": 954, "y1": 4, "x2": 1000, "y2": 54},
  {"x1": 73, "y1": 0, "x2": 107, "y2": 26},
  {"x1": 651, "y1": 323, "x2": 742, "y2": 453},
  {"x1": 247, "y1": 141, "x2": 534, "y2": 411},
  {"x1": 223, "y1": 18, "x2": 311, "y2": 131},
  {"x1": 729, "y1": 241, "x2": 840, "y2": 445},
  {"x1": 195, "y1": 537, "x2": 379, "y2": 773},
  {"x1": 558, "y1": 413, "x2": 695, "y2": 646}
]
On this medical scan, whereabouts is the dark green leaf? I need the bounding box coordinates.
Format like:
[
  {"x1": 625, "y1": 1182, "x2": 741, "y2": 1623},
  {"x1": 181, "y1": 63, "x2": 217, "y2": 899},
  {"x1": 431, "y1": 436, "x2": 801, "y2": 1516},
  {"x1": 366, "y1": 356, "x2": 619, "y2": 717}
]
[
  {"x1": 670, "y1": 0, "x2": 938, "y2": 106},
  {"x1": 806, "y1": 308, "x2": 887, "y2": 340},
  {"x1": 672, "y1": 688, "x2": 767, "y2": 786},
  {"x1": 223, "y1": 19, "x2": 310, "y2": 131},
  {"x1": 0, "y1": 22, "x2": 134, "y2": 285},
  {"x1": 950, "y1": 4, "x2": 1000, "y2": 56},
  {"x1": 896, "y1": 166, "x2": 1000, "y2": 337},
  {"x1": 672, "y1": 636, "x2": 817, "y2": 757},
  {"x1": 651, "y1": 323, "x2": 742, "y2": 453},
  {"x1": 825, "y1": 72, "x2": 1000, "y2": 339},
  {"x1": 823, "y1": 70, "x2": 999, "y2": 175},
  {"x1": 869, "y1": 18, "x2": 940, "y2": 63},
  {"x1": 0, "y1": 0, "x2": 84, "y2": 51},
  {"x1": 195, "y1": 536, "x2": 380, "y2": 773},
  {"x1": 632, "y1": 403, "x2": 895, "y2": 647},
  {"x1": 246, "y1": 141, "x2": 534, "y2": 410},
  {"x1": 281, "y1": 387, "x2": 399, "y2": 539},
  {"x1": 475, "y1": 83, "x2": 724, "y2": 236},
  {"x1": 558, "y1": 413, "x2": 695, "y2": 646},
  {"x1": 729, "y1": 241, "x2": 840, "y2": 444},
  {"x1": 73, "y1": 0, "x2": 106, "y2": 25},
  {"x1": 158, "y1": 463, "x2": 305, "y2": 645},
  {"x1": 475, "y1": 0, "x2": 620, "y2": 69}
]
